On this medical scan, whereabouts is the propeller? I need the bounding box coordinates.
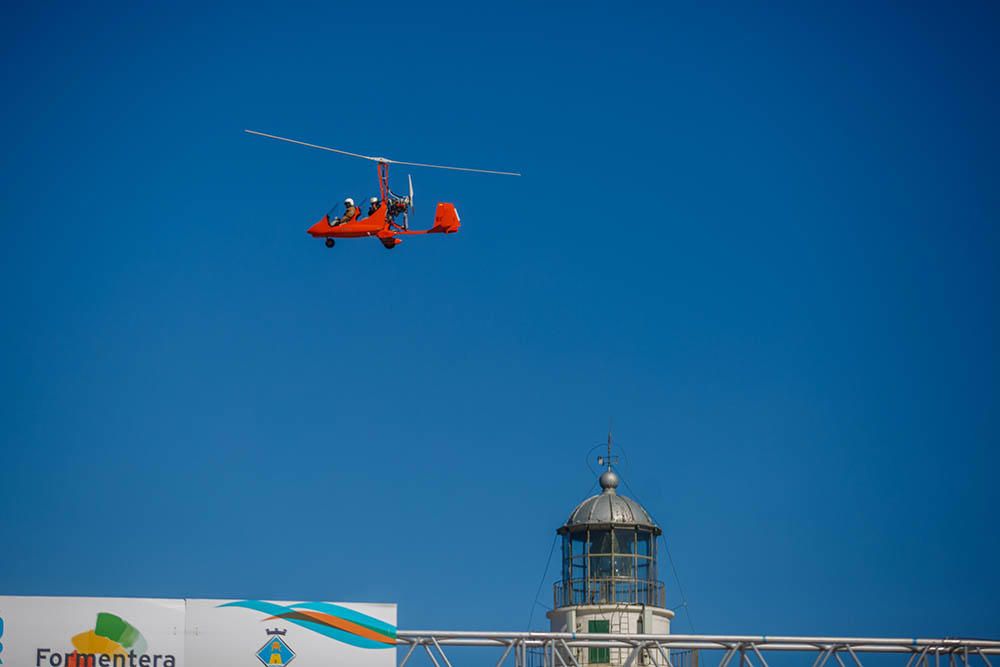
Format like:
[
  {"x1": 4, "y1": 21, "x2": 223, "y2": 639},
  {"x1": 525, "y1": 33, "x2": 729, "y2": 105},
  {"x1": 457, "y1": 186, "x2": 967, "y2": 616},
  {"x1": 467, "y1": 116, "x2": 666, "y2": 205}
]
[
  {"x1": 245, "y1": 130, "x2": 521, "y2": 176},
  {"x1": 403, "y1": 174, "x2": 414, "y2": 230}
]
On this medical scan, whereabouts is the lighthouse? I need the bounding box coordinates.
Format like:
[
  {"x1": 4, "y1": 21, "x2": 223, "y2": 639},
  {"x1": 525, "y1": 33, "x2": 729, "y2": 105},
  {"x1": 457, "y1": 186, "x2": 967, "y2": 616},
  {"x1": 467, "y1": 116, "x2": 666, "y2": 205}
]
[{"x1": 547, "y1": 440, "x2": 673, "y2": 666}]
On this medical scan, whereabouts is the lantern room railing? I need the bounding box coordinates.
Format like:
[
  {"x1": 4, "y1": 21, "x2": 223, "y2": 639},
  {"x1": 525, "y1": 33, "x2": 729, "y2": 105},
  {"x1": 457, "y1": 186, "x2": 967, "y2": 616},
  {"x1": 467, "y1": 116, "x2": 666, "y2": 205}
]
[{"x1": 553, "y1": 578, "x2": 666, "y2": 608}]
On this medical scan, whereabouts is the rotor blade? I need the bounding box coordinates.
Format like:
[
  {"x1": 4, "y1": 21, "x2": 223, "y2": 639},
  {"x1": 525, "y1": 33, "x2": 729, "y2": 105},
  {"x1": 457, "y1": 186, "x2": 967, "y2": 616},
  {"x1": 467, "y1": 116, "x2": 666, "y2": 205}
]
[
  {"x1": 244, "y1": 130, "x2": 376, "y2": 162},
  {"x1": 386, "y1": 159, "x2": 521, "y2": 176},
  {"x1": 246, "y1": 129, "x2": 521, "y2": 175}
]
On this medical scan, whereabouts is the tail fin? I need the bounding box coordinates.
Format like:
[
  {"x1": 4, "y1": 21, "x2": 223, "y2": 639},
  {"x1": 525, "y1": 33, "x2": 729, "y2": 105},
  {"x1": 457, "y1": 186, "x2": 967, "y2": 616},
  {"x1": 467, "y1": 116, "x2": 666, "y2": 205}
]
[{"x1": 430, "y1": 203, "x2": 461, "y2": 233}]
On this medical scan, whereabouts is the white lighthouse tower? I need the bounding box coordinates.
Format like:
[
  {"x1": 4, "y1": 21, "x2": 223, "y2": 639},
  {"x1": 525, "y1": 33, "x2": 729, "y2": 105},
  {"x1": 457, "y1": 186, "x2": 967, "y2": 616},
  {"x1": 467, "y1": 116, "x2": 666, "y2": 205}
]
[{"x1": 547, "y1": 438, "x2": 673, "y2": 667}]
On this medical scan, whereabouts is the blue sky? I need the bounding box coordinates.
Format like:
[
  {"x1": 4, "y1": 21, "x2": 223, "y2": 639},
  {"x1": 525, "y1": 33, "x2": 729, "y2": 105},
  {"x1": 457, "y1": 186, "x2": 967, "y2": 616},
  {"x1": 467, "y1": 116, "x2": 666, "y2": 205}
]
[{"x1": 1, "y1": 0, "x2": 998, "y2": 650}]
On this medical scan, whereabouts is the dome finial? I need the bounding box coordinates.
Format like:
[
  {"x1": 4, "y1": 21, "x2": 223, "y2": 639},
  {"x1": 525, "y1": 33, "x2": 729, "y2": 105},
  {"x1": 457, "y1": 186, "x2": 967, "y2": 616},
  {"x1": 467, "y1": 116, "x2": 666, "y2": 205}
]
[{"x1": 599, "y1": 469, "x2": 620, "y2": 493}]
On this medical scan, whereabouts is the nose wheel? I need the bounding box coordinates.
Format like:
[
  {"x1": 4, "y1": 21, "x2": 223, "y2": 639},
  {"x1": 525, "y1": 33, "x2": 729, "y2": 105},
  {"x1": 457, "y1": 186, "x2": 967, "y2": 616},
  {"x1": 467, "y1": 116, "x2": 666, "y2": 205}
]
[{"x1": 325, "y1": 238, "x2": 335, "y2": 248}]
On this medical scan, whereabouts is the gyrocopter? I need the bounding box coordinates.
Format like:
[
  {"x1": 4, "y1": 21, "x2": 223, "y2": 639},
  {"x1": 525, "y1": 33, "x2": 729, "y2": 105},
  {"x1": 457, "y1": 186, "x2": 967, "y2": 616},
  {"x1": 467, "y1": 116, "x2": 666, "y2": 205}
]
[{"x1": 245, "y1": 130, "x2": 520, "y2": 250}]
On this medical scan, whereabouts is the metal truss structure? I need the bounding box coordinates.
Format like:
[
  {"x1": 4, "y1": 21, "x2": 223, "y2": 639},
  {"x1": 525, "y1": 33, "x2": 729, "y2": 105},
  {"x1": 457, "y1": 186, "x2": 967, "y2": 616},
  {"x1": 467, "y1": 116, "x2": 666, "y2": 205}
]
[{"x1": 396, "y1": 631, "x2": 1000, "y2": 667}]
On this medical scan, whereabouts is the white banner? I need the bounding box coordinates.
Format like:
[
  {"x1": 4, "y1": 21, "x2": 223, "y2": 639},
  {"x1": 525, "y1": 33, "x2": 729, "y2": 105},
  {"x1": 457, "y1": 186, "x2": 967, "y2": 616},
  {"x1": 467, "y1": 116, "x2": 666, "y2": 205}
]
[
  {"x1": 0, "y1": 596, "x2": 185, "y2": 667},
  {"x1": 0, "y1": 597, "x2": 397, "y2": 667},
  {"x1": 186, "y1": 599, "x2": 396, "y2": 667}
]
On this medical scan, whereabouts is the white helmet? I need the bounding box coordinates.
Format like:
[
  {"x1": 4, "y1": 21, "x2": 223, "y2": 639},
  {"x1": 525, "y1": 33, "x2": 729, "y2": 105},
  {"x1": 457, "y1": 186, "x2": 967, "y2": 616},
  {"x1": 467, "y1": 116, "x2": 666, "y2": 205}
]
[
  {"x1": 344, "y1": 197, "x2": 355, "y2": 206},
  {"x1": 370, "y1": 196, "x2": 379, "y2": 204}
]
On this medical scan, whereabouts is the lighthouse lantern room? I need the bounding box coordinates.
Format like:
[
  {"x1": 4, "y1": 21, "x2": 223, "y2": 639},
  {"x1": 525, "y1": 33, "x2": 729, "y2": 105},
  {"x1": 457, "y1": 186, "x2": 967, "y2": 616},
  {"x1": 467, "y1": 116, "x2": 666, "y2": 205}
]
[{"x1": 547, "y1": 440, "x2": 674, "y2": 666}]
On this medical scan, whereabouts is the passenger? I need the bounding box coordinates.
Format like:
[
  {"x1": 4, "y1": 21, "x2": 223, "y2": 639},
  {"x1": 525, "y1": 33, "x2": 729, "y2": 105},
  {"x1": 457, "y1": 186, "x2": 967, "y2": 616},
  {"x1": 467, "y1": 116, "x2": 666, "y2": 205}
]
[
  {"x1": 329, "y1": 198, "x2": 358, "y2": 226},
  {"x1": 368, "y1": 196, "x2": 381, "y2": 216}
]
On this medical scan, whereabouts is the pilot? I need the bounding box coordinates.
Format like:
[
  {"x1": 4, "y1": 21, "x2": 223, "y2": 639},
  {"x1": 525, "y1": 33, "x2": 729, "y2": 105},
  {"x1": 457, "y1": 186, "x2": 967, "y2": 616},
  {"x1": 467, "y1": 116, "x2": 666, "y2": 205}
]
[
  {"x1": 368, "y1": 196, "x2": 381, "y2": 216},
  {"x1": 330, "y1": 198, "x2": 358, "y2": 226}
]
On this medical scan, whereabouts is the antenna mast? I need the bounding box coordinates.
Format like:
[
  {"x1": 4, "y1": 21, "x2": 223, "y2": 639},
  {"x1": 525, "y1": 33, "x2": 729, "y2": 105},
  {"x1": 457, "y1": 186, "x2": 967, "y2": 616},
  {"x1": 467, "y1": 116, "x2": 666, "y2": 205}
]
[{"x1": 597, "y1": 422, "x2": 619, "y2": 470}]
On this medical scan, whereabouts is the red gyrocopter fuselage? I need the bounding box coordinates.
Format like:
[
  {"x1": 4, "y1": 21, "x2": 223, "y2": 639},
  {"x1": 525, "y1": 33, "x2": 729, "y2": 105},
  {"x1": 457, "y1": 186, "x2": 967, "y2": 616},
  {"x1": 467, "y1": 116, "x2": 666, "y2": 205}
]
[{"x1": 307, "y1": 162, "x2": 460, "y2": 250}]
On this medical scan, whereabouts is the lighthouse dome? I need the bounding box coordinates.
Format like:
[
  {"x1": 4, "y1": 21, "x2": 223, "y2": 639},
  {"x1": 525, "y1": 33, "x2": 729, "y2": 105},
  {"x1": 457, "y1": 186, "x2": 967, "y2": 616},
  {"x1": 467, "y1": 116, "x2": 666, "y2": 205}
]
[{"x1": 560, "y1": 471, "x2": 661, "y2": 534}]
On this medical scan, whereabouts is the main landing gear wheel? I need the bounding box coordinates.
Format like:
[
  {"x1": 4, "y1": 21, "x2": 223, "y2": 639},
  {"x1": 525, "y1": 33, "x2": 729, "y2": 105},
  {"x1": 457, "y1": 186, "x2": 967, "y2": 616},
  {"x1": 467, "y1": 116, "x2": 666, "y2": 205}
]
[{"x1": 325, "y1": 238, "x2": 335, "y2": 248}]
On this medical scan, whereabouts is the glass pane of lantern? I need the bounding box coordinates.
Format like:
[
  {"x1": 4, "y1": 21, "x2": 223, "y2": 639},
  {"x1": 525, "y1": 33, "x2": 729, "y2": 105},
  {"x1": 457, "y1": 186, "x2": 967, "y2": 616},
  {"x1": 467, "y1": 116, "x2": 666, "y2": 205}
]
[
  {"x1": 590, "y1": 555, "x2": 612, "y2": 578},
  {"x1": 572, "y1": 580, "x2": 586, "y2": 605},
  {"x1": 589, "y1": 530, "x2": 612, "y2": 554},
  {"x1": 613, "y1": 555, "x2": 635, "y2": 577},
  {"x1": 637, "y1": 531, "x2": 651, "y2": 556},
  {"x1": 571, "y1": 532, "x2": 587, "y2": 557},
  {"x1": 616, "y1": 529, "x2": 636, "y2": 555}
]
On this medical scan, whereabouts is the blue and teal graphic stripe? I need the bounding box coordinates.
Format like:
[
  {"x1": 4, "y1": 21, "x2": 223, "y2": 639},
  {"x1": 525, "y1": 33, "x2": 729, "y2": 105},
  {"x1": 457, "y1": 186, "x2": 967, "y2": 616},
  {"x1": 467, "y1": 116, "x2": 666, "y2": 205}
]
[{"x1": 220, "y1": 600, "x2": 396, "y2": 650}]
